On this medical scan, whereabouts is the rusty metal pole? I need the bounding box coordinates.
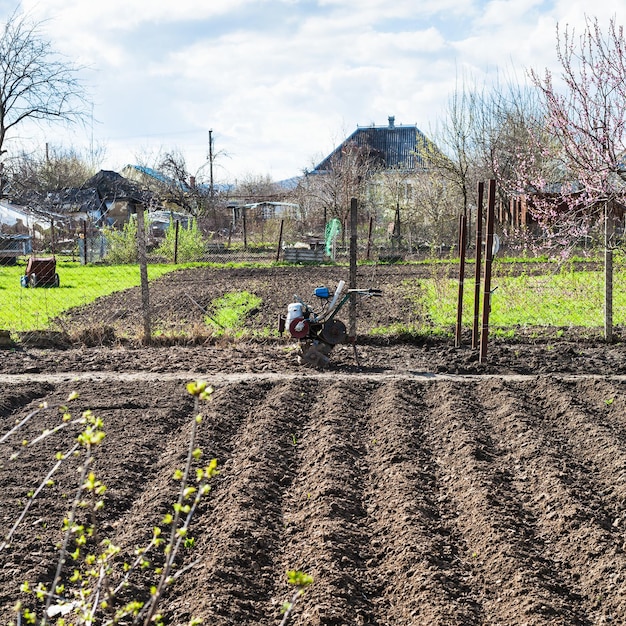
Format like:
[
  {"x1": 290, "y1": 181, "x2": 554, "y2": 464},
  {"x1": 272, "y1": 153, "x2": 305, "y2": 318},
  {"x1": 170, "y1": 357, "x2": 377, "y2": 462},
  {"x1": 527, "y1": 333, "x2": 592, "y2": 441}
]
[
  {"x1": 472, "y1": 182, "x2": 484, "y2": 349},
  {"x1": 276, "y1": 219, "x2": 284, "y2": 262},
  {"x1": 479, "y1": 180, "x2": 496, "y2": 363},
  {"x1": 135, "y1": 204, "x2": 151, "y2": 345},
  {"x1": 455, "y1": 213, "x2": 467, "y2": 347}
]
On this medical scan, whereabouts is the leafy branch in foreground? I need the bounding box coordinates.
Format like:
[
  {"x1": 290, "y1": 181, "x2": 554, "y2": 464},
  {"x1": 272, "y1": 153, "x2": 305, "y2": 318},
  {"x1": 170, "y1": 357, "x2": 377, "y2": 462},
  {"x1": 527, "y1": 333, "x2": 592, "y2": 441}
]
[
  {"x1": 2, "y1": 381, "x2": 216, "y2": 626},
  {"x1": 279, "y1": 570, "x2": 314, "y2": 626}
]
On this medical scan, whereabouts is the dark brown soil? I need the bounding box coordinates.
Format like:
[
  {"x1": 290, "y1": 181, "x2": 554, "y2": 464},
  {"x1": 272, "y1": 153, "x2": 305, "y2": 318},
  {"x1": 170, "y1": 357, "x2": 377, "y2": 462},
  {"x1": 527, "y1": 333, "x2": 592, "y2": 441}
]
[{"x1": 2, "y1": 264, "x2": 626, "y2": 625}]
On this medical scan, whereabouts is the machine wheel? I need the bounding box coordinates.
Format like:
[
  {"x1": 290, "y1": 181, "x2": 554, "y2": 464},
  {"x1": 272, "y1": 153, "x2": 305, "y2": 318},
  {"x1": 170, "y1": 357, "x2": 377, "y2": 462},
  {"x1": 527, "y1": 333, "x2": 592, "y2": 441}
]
[
  {"x1": 320, "y1": 319, "x2": 347, "y2": 345},
  {"x1": 53, "y1": 273, "x2": 60, "y2": 287},
  {"x1": 289, "y1": 317, "x2": 310, "y2": 339},
  {"x1": 30, "y1": 273, "x2": 38, "y2": 288}
]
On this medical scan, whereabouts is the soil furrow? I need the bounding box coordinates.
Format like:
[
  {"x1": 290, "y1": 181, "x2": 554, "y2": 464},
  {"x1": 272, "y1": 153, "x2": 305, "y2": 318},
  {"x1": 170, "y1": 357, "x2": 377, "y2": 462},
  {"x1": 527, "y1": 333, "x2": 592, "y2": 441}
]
[
  {"x1": 170, "y1": 379, "x2": 315, "y2": 625},
  {"x1": 277, "y1": 379, "x2": 376, "y2": 626},
  {"x1": 423, "y1": 380, "x2": 589, "y2": 625},
  {"x1": 513, "y1": 377, "x2": 626, "y2": 621},
  {"x1": 0, "y1": 382, "x2": 53, "y2": 419},
  {"x1": 4, "y1": 370, "x2": 626, "y2": 624},
  {"x1": 474, "y1": 377, "x2": 619, "y2": 621},
  {"x1": 362, "y1": 380, "x2": 481, "y2": 625}
]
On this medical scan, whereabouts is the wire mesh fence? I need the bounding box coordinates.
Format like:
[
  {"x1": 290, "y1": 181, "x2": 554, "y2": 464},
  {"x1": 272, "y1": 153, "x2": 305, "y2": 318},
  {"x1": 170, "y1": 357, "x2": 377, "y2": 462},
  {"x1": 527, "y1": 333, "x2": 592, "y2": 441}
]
[{"x1": 3, "y1": 211, "x2": 626, "y2": 348}]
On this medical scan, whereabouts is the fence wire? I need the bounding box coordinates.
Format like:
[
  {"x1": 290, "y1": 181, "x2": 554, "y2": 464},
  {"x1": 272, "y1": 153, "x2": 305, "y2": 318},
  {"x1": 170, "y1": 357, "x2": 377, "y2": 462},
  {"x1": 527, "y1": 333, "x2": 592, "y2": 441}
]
[{"x1": 3, "y1": 214, "x2": 626, "y2": 348}]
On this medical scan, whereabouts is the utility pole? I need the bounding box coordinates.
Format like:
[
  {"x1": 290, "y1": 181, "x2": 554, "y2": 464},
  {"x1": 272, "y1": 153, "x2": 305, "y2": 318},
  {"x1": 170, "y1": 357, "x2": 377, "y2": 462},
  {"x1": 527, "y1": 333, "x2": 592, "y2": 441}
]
[
  {"x1": 208, "y1": 129, "x2": 216, "y2": 225},
  {"x1": 208, "y1": 129, "x2": 215, "y2": 203}
]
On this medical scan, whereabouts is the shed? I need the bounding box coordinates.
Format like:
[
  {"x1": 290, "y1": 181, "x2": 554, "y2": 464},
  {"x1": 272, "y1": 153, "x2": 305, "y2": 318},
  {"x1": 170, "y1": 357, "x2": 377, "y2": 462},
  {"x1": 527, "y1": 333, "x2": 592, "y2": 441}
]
[{"x1": 0, "y1": 233, "x2": 32, "y2": 264}]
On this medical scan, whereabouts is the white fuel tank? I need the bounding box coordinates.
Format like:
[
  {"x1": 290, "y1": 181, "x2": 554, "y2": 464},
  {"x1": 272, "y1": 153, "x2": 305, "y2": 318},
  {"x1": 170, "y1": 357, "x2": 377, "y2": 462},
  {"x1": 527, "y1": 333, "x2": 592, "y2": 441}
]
[{"x1": 286, "y1": 302, "x2": 304, "y2": 325}]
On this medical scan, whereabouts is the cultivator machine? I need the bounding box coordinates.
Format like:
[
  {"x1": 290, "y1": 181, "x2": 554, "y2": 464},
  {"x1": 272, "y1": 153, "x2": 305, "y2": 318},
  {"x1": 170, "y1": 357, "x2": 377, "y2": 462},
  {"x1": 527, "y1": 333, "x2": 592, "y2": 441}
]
[{"x1": 279, "y1": 280, "x2": 382, "y2": 368}]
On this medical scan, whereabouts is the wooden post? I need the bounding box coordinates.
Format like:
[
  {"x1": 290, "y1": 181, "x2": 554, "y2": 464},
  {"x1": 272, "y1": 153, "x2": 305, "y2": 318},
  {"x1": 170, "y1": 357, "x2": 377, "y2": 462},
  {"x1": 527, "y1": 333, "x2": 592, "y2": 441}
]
[
  {"x1": 135, "y1": 204, "x2": 151, "y2": 345},
  {"x1": 82, "y1": 220, "x2": 88, "y2": 265},
  {"x1": 605, "y1": 202, "x2": 613, "y2": 342},
  {"x1": 173, "y1": 219, "x2": 180, "y2": 264},
  {"x1": 479, "y1": 179, "x2": 496, "y2": 364},
  {"x1": 366, "y1": 215, "x2": 373, "y2": 260},
  {"x1": 349, "y1": 197, "x2": 358, "y2": 339},
  {"x1": 276, "y1": 219, "x2": 284, "y2": 262},
  {"x1": 455, "y1": 213, "x2": 467, "y2": 347},
  {"x1": 242, "y1": 206, "x2": 248, "y2": 252},
  {"x1": 50, "y1": 218, "x2": 55, "y2": 255},
  {"x1": 472, "y1": 182, "x2": 484, "y2": 349}
]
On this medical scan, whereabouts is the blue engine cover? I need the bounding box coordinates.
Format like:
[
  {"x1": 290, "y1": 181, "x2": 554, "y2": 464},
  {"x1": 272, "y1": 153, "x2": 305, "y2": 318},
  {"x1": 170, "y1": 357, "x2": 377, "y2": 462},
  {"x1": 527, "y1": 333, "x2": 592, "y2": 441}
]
[{"x1": 314, "y1": 286, "x2": 330, "y2": 299}]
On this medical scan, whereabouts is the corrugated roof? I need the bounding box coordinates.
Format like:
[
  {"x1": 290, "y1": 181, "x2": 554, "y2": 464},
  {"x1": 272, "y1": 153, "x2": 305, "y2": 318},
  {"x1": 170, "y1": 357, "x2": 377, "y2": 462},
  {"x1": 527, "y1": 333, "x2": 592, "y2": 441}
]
[
  {"x1": 314, "y1": 120, "x2": 431, "y2": 172},
  {"x1": 82, "y1": 170, "x2": 149, "y2": 203}
]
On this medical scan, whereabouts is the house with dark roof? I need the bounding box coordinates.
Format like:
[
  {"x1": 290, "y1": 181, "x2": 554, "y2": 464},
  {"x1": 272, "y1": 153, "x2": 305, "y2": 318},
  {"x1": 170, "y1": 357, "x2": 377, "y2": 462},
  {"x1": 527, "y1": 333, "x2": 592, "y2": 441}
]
[
  {"x1": 38, "y1": 170, "x2": 149, "y2": 229},
  {"x1": 307, "y1": 117, "x2": 437, "y2": 236},
  {"x1": 313, "y1": 116, "x2": 432, "y2": 173}
]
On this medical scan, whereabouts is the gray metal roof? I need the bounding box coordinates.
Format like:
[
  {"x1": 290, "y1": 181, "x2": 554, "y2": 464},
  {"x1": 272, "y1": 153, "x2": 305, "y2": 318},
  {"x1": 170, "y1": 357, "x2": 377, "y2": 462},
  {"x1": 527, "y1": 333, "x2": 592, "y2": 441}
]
[{"x1": 314, "y1": 118, "x2": 432, "y2": 172}]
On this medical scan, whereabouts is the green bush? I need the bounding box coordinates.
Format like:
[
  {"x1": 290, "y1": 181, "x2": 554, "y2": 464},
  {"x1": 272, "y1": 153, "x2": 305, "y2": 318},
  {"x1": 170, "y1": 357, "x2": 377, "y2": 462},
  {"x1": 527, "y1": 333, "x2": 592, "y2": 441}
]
[
  {"x1": 103, "y1": 219, "x2": 139, "y2": 264},
  {"x1": 154, "y1": 218, "x2": 206, "y2": 262}
]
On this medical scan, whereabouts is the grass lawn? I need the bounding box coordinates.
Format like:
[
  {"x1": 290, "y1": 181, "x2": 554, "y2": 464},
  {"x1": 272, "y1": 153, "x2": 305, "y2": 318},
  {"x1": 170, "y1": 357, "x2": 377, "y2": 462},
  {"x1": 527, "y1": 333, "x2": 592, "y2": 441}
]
[
  {"x1": 0, "y1": 259, "x2": 177, "y2": 331},
  {"x1": 4, "y1": 257, "x2": 626, "y2": 335},
  {"x1": 419, "y1": 267, "x2": 626, "y2": 330}
]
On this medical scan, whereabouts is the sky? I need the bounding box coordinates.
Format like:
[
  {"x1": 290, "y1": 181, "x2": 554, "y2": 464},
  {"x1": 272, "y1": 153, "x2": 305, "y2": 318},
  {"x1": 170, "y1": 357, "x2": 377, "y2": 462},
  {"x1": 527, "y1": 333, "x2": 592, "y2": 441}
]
[{"x1": 3, "y1": 0, "x2": 626, "y2": 184}]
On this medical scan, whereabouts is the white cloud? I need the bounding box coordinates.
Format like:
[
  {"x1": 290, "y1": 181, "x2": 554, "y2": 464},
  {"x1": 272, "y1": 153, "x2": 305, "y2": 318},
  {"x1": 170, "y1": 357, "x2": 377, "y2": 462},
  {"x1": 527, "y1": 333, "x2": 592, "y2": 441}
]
[{"x1": 4, "y1": 0, "x2": 626, "y2": 181}]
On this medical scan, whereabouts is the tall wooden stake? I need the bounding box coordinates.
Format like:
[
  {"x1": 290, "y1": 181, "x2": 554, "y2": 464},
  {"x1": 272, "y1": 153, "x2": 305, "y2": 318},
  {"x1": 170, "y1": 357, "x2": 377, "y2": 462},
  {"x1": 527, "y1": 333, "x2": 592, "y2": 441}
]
[
  {"x1": 349, "y1": 197, "x2": 358, "y2": 339},
  {"x1": 479, "y1": 179, "x2": 496, "y2": 364},
  {"x1": 455, "y1": 213, "x2": 467, "y2": 347},
  {"x1": 276, "y1": 219, "x2": 284, "y2": 262},
  {"x1": 472, "y1": 182, "x2": 484, "y2": 349},
  {"x1": 135, "y1": 204, "x2": 151, "y2": 345},
  {"x1": 605, "y1": 202, "x2": 613, "y2": 342},
  {"x1": 349, "y1": 198, "x2": 360, "y2": 367},
  {"x1": 173, "y1": 220, "x2": 180, "y2": 264},
  {"x1": 82, "y1": 220, "x2": 88, "y2": 265}
]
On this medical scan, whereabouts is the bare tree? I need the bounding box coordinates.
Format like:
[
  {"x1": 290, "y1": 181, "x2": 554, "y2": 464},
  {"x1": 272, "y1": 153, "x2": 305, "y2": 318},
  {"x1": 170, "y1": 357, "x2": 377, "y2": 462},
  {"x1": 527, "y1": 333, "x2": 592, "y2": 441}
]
[
  {"x1": 526, "y1": 16, "x2": 626, "y2": 340},
  {"x1": 0, "y1": 9, "x2": 87, "y2": 157},
  {"x1": 234, "y1": 173, "x2": 280, "y2": 201},
  {"x1": 406, "y1": 169, "x2": 462, "y2": 248},
  {"x1": 431, "y1": 71, "x2": 546, "y2": 245},
  {"x1": 157, "y1": 150, "x2": 203, "y2": 215},
  {"x1": 305, "y1": 141, "x2": 376, "y2": 237},
  {"x1": 427, "y1": 77, "x2": 478, "y2": 217},
  {"x1": 4, "y1": 145, "x2": 98, "y2": 248},
  {"x1": 8, "y1": 145, "x2": 97, "y2": 195}
]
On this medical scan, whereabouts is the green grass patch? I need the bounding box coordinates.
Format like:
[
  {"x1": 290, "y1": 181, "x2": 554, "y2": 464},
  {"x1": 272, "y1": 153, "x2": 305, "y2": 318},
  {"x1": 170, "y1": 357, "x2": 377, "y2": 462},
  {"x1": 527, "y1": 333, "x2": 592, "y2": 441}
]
[
  {"x1": 0, "y1": 260, "x2": 177, "y2": 331},
  {"x1": 206, "y1": 291, "x2": 262, "y2": 335},
  {"x1": 404, "y1": 268, "x2": 626, "y2": 331}
]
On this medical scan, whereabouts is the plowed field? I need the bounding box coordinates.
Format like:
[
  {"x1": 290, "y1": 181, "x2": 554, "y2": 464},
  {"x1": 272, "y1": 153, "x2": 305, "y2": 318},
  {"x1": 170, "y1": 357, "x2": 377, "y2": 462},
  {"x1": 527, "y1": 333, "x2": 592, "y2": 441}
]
[
  {"x1": 2, "y1": 264, "x2": 626, "y2": 624},
  {"x1": 2, "y1": 372, "x2": 626, "y2": 625}
]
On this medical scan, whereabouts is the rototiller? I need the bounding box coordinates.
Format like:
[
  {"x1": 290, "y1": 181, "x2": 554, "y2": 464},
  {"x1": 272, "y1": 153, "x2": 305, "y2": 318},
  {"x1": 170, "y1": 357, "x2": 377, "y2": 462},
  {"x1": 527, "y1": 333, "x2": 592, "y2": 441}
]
[{"x1": 279, "y1": 280, "x2": 382, "y2": 367}]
